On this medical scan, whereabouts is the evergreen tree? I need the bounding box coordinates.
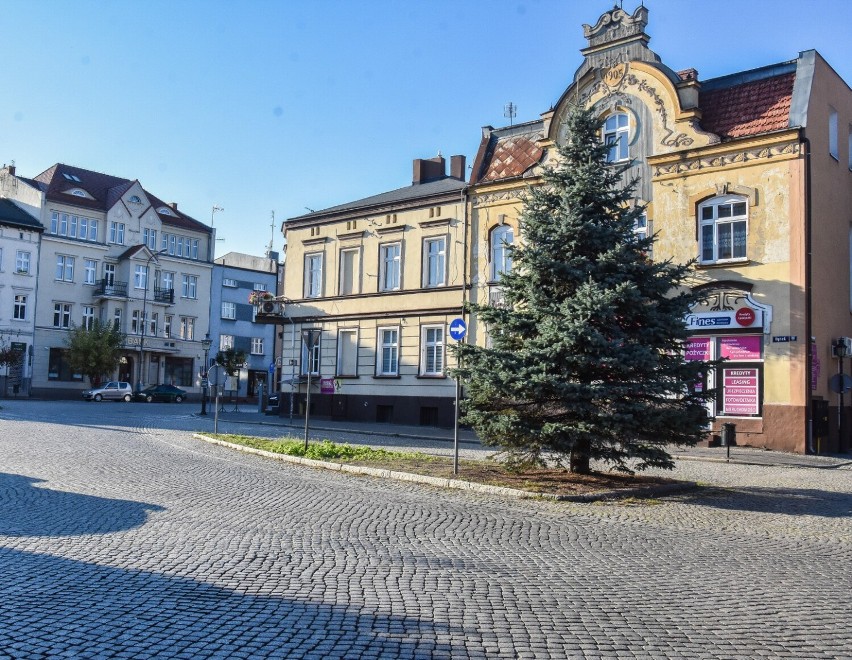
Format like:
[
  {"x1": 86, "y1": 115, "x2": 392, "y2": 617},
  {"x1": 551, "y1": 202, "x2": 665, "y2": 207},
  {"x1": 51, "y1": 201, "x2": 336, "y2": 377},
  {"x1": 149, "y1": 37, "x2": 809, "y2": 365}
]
[
  {"x1": 64, "y1": 320, "x2": 126, "y2": 387},
  {"x1": 215, "y1": 348, "x2": 248, "y2": 376},
  {"x1": 454, "y1": 104, "x2": 713, "y2": 474}
]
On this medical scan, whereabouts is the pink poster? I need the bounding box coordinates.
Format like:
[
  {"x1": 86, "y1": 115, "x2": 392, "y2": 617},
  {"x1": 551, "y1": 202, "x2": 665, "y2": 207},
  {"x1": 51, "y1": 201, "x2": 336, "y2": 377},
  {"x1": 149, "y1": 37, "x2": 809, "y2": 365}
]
[
  {"x1": 723, "y1": 368, "x2": 759, "y2": 415},
  {"x1": 719, "y1": 335, "x2": 762, "y2": 361},
  {"x1": 685, "y1": 337, "x2": 711, "y2": 361}
]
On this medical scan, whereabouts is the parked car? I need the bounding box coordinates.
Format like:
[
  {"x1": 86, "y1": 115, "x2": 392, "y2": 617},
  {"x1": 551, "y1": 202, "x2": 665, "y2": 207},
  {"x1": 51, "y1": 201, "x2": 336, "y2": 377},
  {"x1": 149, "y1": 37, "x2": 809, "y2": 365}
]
[
  {"x1": 135, "y1": 384, "x2": 188, "y2": 403},
  {"x1": 82, "y1": 381, "x2": 133, "y2": 402}
]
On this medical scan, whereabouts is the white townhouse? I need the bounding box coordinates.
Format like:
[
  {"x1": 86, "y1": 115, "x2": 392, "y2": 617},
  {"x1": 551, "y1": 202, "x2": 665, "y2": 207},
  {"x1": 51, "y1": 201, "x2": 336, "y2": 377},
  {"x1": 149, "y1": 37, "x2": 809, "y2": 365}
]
[
  {"x1": 0, "y1": 163, "x2": 214, "y2": 398},
  {"x1": 0, "y1": 184, "x2": 43, "y2": 396}
]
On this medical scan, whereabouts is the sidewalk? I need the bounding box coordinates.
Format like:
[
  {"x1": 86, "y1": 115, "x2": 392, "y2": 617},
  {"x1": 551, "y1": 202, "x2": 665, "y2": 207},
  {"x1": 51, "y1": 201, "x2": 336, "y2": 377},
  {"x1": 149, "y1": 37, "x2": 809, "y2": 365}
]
[{"x1": 204, "y1": 407, "x2": 852, "y2": 470}]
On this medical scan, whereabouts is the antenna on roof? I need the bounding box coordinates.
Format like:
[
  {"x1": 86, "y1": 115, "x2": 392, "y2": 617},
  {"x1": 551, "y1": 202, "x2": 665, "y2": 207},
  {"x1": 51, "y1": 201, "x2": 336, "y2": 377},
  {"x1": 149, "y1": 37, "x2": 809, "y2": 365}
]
[
  {"x1": 504, "y1": 102, "x2": 517, "y2": 127},
  {"x1": 268, "y1": 211, "x2": 275, "y2": 254}
]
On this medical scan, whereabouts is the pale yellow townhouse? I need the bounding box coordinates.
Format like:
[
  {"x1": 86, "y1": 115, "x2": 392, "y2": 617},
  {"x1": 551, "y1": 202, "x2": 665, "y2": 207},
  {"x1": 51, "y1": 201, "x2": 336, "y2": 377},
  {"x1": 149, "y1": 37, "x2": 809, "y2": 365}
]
[{"x1": 264, "y1": 155, "x2": 468, "y2": 426}]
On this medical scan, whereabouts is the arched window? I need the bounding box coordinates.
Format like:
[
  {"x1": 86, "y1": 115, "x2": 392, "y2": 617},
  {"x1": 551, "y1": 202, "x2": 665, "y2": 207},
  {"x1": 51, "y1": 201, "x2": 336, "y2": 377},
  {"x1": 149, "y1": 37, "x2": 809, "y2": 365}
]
[
  {"x1": 699, "y1": 195, "x2": 748, "y2": 264},
  {"x1": 603, "y1": 112, "x2": 630, "y2": 163},
  {"x1": 490, "y1": 224, "x2": 514, "y2": 281}
]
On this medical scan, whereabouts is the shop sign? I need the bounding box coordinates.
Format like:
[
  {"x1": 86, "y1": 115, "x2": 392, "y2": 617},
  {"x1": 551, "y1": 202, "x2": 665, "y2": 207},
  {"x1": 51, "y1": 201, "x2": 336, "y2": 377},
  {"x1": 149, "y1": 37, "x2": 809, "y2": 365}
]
[
  {"x1": 320, "y1": 378, "x2": 336, "y2": 394},
  {"x1": 723, "y1": 368, "x2": 759, "y2": 415},
  {"x1": 719, "y1": 335, "x2": 762, "y2": 361},
  {"x1": 686, "y1": 307, "x2": 763, "y2": 331},
  {"x1": 685, "y1": 337, "x2": 711, "y2": 361}
]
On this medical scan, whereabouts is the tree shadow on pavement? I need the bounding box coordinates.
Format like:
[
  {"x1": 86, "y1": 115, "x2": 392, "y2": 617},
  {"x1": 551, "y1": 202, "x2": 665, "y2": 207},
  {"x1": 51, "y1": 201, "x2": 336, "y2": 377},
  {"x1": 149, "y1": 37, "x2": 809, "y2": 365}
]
[
  {"x1": 678, "y1": 485, "x2": 852, "y2": 517},
  {"x1": 0, "y1": 472, "x2": 165, "y2": 536},
  {"x1": 0, "y1": 547, "x2": 461, "y2": 658}
]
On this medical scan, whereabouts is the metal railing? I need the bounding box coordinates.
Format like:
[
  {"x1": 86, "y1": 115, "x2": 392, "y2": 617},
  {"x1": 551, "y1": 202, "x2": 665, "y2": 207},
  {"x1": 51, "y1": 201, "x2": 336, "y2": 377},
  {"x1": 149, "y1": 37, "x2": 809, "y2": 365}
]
[{"x1": 94, "y1": 279, "x2": 128, "y2": 297}]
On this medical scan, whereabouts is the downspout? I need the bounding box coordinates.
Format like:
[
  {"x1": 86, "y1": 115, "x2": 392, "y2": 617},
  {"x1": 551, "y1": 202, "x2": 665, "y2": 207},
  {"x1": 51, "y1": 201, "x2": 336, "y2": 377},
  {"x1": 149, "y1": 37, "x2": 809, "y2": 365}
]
[{"x1": 802, "y1": 132, "x2": 813, "y2": 453}]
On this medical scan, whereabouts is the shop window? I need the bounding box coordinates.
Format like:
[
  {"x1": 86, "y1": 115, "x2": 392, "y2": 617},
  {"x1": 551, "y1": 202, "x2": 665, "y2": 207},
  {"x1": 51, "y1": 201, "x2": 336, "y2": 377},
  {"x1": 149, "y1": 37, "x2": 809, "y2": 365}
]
[
  {"x1": 686, "y1": 335, "x2": 763, "y2": 418},
  {"x1": 48, "y1": 348, "x2": 83, "y2": 381}
]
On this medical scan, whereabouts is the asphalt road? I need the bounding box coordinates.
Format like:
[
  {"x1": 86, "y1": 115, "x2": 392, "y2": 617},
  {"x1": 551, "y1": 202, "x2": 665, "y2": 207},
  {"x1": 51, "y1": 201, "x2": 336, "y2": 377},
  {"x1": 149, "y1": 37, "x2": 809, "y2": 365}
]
[{"x1": 0, "y1": 399, "x2": 850, "y2": 659}]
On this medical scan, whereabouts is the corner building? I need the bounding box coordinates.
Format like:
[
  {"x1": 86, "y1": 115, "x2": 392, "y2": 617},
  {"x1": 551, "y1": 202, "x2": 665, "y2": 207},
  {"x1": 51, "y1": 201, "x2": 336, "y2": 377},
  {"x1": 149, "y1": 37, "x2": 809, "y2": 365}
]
[{"x1": 468, "y1": 5, "x2": 852, "y2": 453}]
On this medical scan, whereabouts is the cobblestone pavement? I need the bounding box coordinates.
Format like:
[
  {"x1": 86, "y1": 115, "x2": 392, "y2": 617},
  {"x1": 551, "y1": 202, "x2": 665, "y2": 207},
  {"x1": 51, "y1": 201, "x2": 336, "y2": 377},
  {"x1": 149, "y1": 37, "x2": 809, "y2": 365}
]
[{"x1": 0, "y1": 400, "x2": 850, "y2": 659}]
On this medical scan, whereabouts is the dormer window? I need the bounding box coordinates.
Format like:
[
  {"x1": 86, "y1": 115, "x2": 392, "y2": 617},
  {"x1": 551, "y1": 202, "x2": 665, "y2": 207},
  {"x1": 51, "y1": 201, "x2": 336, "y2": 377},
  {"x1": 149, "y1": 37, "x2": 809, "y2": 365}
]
[
  {"x1": 157, "y1": 206, "x2": 175, "y2": 216},
  {"x1": 128, "y1": 195, "x2": 142, "y2": 205},
  {"x1": 70, "y1": 189, "x2": 88, "y2": 197},
  {"x1": 62, "y1": 173, "x2": 81, "y2": 182}
]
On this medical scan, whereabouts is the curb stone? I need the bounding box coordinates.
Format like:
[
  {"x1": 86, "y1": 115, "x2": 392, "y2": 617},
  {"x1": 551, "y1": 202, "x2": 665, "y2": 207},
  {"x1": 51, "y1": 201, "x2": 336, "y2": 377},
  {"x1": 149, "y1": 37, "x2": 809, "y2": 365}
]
[{"x1": 193, "y1": 434, "x2": 699, "y2": 502}]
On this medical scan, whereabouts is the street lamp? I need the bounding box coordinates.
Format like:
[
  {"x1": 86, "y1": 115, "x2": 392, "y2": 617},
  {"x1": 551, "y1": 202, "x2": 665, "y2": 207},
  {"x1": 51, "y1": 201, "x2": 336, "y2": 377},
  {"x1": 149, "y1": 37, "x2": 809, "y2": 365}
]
[
  {"x1": 137, "y1": 248, "x2": 168, "y2": 393},
  {"x1": 200, "y1": 333, "x2": 212, "y2": 415}
]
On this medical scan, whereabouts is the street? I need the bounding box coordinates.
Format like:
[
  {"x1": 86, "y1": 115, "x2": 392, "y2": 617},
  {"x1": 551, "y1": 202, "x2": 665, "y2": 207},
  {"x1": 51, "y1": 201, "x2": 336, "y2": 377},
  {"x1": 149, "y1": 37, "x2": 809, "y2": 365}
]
[{"x1": 0, "y1": 400, "x2": 850, "y2": 659}]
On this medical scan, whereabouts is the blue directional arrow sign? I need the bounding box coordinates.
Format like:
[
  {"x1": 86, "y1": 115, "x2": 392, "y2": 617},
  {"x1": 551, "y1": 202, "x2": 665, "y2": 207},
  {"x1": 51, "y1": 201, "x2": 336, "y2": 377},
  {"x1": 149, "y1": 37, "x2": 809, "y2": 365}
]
[{"x1": 448, "y1": 318, "x2": 467, "y2": 341}]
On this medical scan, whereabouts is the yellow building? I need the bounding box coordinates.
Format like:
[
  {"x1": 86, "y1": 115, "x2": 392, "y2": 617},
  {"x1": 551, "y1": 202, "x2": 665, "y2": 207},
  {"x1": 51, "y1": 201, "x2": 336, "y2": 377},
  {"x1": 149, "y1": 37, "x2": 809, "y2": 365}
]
[
  {"x1": 270, "y1": 155, "x2": 468, "y2": 426},
  {"x1": 468, "y1": 5, "x2": 852, "y2": 453},
  {"x1": 266, "y1": 5, "x2": 852, "y2": 452}
]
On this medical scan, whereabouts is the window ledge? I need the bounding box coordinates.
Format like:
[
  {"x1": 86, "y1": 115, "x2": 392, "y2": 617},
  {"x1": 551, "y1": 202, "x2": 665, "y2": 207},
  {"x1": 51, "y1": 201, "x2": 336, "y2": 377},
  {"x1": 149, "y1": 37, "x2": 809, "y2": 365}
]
[
  {"x1": 696, "y1": 259, "x2": 750, "y2": 269},
  {"x1": 373, "y1": 375, "x2": 401, "y2": 379},
  {"x1": 335, "y1": 374, "x2": 359, "y2": 379},
  {"x1": 416, "y1": 374, "x2": 447, "y2": 380}
]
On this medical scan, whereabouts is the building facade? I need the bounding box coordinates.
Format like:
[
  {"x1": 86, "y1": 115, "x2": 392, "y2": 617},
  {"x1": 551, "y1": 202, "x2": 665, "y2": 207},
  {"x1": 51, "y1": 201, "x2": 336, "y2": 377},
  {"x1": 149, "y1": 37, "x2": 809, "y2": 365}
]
[
  {"x1": 210, "y1": 251, "x2": 280, "y2": 400},
  {"x1": 0, "y1": 163, "x2": 214, "y2": 398},
  {"x1": 0, "y1": 191, "x2": 43, "y2": 396},
  {"x1": 263, "y1": 155, "x2": 468, "y2": 426},
  {"x1": 467, "y1": 5, "x2": 852, "y2": 453}
]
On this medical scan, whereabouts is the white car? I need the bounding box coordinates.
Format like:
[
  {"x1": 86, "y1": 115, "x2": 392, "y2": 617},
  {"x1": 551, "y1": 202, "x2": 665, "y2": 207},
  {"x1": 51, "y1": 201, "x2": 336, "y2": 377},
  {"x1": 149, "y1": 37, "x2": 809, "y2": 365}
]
[{"x1": 82, "y1": 381, "x2": 133, "y2": 402}]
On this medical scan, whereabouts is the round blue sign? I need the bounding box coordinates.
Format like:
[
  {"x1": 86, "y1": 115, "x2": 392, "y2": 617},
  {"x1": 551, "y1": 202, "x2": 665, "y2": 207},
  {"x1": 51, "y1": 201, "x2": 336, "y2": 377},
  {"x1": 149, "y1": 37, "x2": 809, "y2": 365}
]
[{"x1": 448, "y1": 318, "x2": 467, "y2": 341}]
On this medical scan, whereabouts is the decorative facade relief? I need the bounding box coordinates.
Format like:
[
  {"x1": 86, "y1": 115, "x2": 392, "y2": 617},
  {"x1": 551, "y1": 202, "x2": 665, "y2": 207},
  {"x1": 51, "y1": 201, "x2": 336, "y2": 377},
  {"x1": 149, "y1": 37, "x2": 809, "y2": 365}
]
[{"x1": 653, "y1": 142, "x2": 800, "y2": 177}]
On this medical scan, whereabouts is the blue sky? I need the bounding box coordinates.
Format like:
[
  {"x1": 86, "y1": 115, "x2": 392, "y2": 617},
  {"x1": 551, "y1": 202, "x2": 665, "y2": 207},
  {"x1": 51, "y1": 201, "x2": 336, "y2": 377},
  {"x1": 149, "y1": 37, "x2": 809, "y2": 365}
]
[{"x1": 3, "y1": 1, "x2": 850, "y2": 259}]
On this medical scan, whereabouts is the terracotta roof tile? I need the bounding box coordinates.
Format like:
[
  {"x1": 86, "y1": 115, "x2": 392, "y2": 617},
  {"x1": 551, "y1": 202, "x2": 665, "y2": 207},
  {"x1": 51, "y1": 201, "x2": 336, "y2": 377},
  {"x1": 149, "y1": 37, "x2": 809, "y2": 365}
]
[
  {"x1": 700, "y1": 72, "x2": 795, "y2": 139},
  {"x1": 475, "y1": 125, "x2": 544, "y2": 184}
]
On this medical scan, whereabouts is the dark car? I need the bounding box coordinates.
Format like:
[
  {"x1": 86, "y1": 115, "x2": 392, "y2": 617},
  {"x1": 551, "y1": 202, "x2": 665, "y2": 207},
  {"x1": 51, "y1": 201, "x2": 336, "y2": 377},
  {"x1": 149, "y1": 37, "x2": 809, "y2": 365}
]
[{"x1": 135, "y1": 384, "x2": 188, "y2": 403}]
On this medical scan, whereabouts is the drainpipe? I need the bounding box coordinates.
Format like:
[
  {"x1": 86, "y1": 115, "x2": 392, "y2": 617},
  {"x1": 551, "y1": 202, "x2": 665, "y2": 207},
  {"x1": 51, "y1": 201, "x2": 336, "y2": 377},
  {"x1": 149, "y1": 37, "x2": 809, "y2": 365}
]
[{"x1": 801, "y1": 132, "x2": 814, "y2": 453}]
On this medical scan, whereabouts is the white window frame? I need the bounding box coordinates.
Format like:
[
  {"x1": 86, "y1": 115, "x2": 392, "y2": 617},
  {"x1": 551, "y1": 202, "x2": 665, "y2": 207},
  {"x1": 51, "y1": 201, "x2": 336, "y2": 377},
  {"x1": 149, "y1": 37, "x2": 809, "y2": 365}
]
[
  {"x1": 376, "y1": 326, "x2": 400, "y2": 376},
  {"x1": 490, "y1": 224, "x2": 513, "y2": 282},
  {"x1": 131, "y1": 310, "x2": 143, "y2": 335},
  {"x1": 180, "y1": 316, "x2": 195, "y2": 340},
  {"x1": 181, "y1": 274, "x2": 198, "y2": 299},
  {"x1": 164, "y1": 314, "x2": 173, "y2": 338},
  {"x1": 55, "y1": 255, "x2": 74, "y2": 282},
  {"x1": 134, "y1": 264, "x2": 148, "y2": 290},
  {"x1": 15, "y1": 250, "x2": 30, "y2": 273},
  {"x1": 221, "y1": 301, "x2": 236, "y2": 319},
  {"x1": 13, "y1": 294, "x2": 27, "y2": 321},
  {"x1": 304, "y1": 253, "x2": 323, "y2": 298},
  {"x1": 253, "y1": 283, "x2": 267, "y2": 291},
  {"x1": 109, "y1": 221, "x2": 125, "y2": 244},
  {"x1": 336, "y1": 328, "x2": 358, "y2": 377},
  {"x1": 699, "y1": 195, "x2": 748, "y2": 265},
  {"x1": 423, "y1": 236, "x2": 447, "y2": 288},
  {"x1": 113, "y1": 308, "x2": 122, "y2": 332},
  {"x1": 84, "y1": 259, "x2": 97, "y2": 285},
  {"x1": 379, "y1": 242, "x2": 401, "y2": 292},
  {"x1": 251, "y1": 337, "x2": 264, "y2": 355},
  {"x1": 339, "y1": 247, "x2": 360, "y2": 296},
  {"x1": 420, "y1": 325, "x2": 445, "y2": 376},
  {"x1": 604, "y1": 112, "x2": 630, "y2": 163},
  {"x1": 301, "y1": 333, "x2": 321, "y2": 376},
  {"x1": 53, "y1": 302, "x2": 72, "y2": 329},
  {"x1": 220, "y1": 334, "x2": 234, "y2": 351},
  {"x1": 223, "y1": 278, "x2": 238, "y2": 287},
  {"x1": 82, "y1": 305, "x2": 95, "y2": 331}
]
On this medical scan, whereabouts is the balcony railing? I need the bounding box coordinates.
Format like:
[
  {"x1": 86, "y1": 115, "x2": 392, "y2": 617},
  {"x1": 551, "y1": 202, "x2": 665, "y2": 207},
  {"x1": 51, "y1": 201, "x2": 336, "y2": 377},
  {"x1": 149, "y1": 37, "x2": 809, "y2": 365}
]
[
  {"x1": 94, "y1": 279, "x2": 128, "y2": 297},
  {"x1": 488, "y1": 286, "x2": 506, "y2": 308},
  {"x1": 154, "y1": 287, "x2": 175, "y2": 304}
]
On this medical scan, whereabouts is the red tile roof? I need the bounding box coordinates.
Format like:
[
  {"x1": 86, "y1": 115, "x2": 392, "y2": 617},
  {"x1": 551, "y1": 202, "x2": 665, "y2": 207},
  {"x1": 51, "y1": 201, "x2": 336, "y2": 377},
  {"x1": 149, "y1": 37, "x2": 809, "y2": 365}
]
[
  {"x1": 700, "y1": 72, "x2": 795, "y2": 139},
  {"x1": 476, "y1": 129, "x2": 544, "y2": 184}
]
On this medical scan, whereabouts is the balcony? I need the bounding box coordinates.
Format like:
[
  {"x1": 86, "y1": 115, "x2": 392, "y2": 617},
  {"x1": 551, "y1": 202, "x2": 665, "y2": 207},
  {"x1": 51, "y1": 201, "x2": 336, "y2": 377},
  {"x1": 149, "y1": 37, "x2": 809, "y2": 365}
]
[
  {"x1": 153, "y1": 287, "x2": 175, "y2": 304},
  {"x1": 488, "y1": 286, "x2": 506, "y2": 308},
  {"x1": 94, "y1": 279, "x2": 128, "y2": 298}
]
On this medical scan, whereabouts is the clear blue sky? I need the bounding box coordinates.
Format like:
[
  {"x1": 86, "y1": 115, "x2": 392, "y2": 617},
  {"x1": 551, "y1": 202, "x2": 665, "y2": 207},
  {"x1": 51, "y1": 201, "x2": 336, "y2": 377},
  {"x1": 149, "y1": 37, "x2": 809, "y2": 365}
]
[{"x1": 3, "y1": 1, "x2": 849, "y2": 259}]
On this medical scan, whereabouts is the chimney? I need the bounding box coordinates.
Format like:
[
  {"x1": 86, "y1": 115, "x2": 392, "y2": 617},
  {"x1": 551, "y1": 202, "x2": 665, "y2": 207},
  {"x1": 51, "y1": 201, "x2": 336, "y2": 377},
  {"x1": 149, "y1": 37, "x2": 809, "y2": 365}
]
[
  {"x1": 412, "y1": 154, "x2": 446, "y2": 185},
  {"x1": 169, "y1": 202, "x2": 178, "y2": 210},
  {"x1": 450, "y1": 155, "x2": 466, "y2": 181}
]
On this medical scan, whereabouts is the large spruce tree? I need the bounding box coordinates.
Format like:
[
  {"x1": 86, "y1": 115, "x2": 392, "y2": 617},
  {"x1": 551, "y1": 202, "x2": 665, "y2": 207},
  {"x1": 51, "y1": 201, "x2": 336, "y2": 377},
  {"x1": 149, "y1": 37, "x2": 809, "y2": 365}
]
[{"x1": 455, "y1": 104, "x2": 712, "y2": 474}]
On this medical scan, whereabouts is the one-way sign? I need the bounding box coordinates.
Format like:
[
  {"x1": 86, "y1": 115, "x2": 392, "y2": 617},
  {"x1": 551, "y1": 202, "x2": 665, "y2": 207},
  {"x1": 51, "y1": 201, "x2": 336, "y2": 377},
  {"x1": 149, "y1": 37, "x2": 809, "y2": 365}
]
[{"x1": 449, "y1": 318, "x2": 467, "y2": 341}]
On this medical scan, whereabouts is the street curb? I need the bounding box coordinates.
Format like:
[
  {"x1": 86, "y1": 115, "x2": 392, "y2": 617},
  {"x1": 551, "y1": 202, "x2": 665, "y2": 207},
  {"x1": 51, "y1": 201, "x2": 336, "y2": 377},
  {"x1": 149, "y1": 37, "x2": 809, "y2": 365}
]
[
  {"x1": 193, "y1": 434, "x2": 699, "y2": 502},
  {"x1": 194, "y1": 413, "x2": 481, "y2": 445}
]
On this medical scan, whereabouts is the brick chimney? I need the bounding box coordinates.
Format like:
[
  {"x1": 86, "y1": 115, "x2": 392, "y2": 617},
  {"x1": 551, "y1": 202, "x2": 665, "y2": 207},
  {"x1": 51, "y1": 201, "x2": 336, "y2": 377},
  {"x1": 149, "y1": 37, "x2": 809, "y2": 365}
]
[
  {"x1": 450, "y1": 155, "x2": 466, "y2": 181},
  {"x1": 412, "y1": 155, "x2": 446, "y2": 185}
]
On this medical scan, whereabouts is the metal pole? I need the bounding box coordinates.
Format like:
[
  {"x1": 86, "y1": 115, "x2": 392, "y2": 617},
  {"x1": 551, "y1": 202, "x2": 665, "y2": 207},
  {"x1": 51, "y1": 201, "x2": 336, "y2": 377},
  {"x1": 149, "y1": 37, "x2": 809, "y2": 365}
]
[
  {"x1": 214, "y1": 384, "x2": 220, "y2": 434},
  {"x1": 138, "y1": 269, "x2": 148, "y2": 393},
  {"x1": 453, "y1": 377, "x2": 460, "y2": 475},
  {"x1": 200, "y1": 344, "x2": 209, "y2": 416},
  {"x1": 304, "y1": 365, "x2": 312, "y2": 451}
]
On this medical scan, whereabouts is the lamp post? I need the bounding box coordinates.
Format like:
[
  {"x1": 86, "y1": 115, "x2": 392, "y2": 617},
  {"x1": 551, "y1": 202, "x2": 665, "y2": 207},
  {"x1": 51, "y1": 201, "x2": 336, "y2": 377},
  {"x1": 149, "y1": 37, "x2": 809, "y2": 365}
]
[
  {"x1": 137, "y1": 248, "x2": 168, "y2": 393},
  {"x1": 200, "y1": 333, "x2": 212, "y2": 415}
]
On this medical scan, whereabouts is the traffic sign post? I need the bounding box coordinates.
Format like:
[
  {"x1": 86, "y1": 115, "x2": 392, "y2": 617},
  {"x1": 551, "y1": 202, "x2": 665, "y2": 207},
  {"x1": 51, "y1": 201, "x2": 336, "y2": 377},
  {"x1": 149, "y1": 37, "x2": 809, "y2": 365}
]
[{"x1": 448, "y1": 317, "x2": 467, "y2": 475}]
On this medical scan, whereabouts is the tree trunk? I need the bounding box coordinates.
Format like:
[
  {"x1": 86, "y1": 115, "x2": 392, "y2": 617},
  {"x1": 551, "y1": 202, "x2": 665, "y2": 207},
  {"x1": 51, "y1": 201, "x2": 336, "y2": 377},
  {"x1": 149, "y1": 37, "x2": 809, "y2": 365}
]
[{"x1": 570, "y1": 438, "x2": 591, "y2": 474}]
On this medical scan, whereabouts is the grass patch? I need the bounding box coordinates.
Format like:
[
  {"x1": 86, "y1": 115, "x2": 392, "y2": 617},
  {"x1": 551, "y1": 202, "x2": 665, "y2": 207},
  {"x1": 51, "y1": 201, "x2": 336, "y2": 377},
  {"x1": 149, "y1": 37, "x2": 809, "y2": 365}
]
[{"x1": 209, "y1": 434, "x2": 687, "y2": 499}]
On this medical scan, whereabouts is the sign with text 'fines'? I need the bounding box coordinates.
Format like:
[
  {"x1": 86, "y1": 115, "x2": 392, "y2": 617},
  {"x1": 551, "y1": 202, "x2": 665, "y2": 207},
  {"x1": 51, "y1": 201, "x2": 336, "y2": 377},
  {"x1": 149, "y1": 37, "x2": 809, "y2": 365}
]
[{"x1": 723, "y1": 368, "x2": 759, "y2": 416}]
